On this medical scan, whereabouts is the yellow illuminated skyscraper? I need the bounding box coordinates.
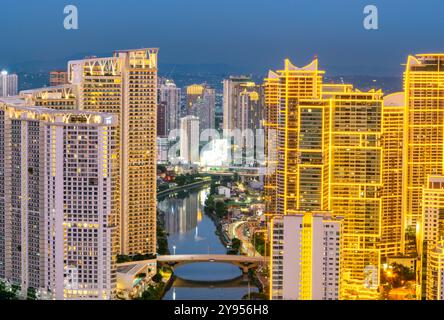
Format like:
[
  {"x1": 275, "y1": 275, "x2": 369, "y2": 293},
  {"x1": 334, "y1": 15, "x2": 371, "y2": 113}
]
[
  {"x1": 426, "y1": 240, "x2": 444, "y2": 300},
  {"x1": 273, "y1": 58, "x2": 328, "y2": 215},
  {"x1": 419, "y1": 175, "x2": 444, "y2": 298},
  {"x1": 380, "y1": 93, "x2": 405, "y2": 256},
  {"x1": 327, "y1": 88, "x2": 383, "y2": 300},
  {"x1": 404, "y1": 54, "x2": 444, "y2": 235},
  {"x1": 263, "y1": 71, "x2": 280, "y2": 219}
]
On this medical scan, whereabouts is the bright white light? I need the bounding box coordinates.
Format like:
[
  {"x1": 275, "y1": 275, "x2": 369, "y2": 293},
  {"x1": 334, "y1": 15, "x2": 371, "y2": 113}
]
[
  {"x1": 1, "y1": 70, "x2": 7, "y2": 76},
  {"x1": 200, "y1": 139, "x2": 230, "y2": 167}
]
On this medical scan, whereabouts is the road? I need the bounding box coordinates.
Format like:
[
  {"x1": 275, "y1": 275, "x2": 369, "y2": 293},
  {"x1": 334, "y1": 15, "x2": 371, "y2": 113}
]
[{"x1": 228, "y1": 221, "x2": 261, "y2": 257}]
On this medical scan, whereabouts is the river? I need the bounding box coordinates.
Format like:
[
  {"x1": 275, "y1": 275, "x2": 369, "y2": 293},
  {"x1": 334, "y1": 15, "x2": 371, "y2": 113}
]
[{"x1": 158, "y1": 187, "x2": 258, "y2": 300}]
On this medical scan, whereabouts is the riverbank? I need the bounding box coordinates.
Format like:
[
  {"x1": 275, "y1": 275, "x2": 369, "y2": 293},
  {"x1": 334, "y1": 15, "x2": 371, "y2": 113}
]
[
  {"x1": 157, "y1": 177, "x2": 211, "y2": 199},
  {"x1": 203, "y1": 198, "x2": 267, "y2": 299}
]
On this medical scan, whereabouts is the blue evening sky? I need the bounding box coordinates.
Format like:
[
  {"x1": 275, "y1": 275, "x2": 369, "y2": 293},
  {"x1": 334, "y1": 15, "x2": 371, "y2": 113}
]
[{"x1": 1, "y1": 0, "x2": 444, "y2": 75}]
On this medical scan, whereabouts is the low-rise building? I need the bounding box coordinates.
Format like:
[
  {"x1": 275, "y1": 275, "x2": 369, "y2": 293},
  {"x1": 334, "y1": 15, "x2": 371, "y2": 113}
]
[{"x1": 116, "y1": 260, "x2": 157, "y2": 300}]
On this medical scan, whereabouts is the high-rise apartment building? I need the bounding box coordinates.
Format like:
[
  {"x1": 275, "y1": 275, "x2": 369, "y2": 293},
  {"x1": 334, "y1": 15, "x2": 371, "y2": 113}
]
[
  {"x1": 21, "y1": 85, "x2": 78, "y2": 110},
  {"x1": 238, "y1": 83, "x2": 263, "y2": 132},
  {"x1": 68, "y1": 49, "x2": 158, "y2": 255},
  {"x1": 404, "y1": 54, "x2": 444, "y2": 232},
  {"x1": 426, "y1": 240, "x2": 444, "y2": 300},
  {"x1": 223, "y1": 76, "x2": 263, "y2": 132},
  {"x1": 327, "y1": 88, "x2": 383, "y2": 300},
  {"x1": 419, "y1": 175, "x2": 444, "y2": 298},
  {"x1": 263, "y1": 71, "x2": 279, "y2": 219},
  {"x1": 186, "y1": 84, "x2": 215, "y2": 133},
  {"x1": 267, "y1": 59, "x2": 328, "y2": 216},
  {"x1": 49, "y1": 71, "x2": 69, "y2": 87},
  {"x1": 157, "y1": 137, "x2": 169, "y2": 164},
  {"x1": 270, "y1": 213, "x2": 342, "y2": 300},
  {"x1": 223, "y1": 76, "x2": 252, "y2": 132},
  {"x1": 159, "y1": 79, "x2": 181, "y2": 138},
  {"x1": 0, "y1": 98, "x2": 119, "y2": 299},
  {"x1": 222, "y1": 77, "x2": 264, "y2": 166},
  {"x1": 0, "y1": 70, "x2": 18, "y2": 97},
  {"x1": 380, "y1": 92, "x2": 405, "y2": 256},
  {"x1": 157, "y1": 101, "x2": 167, "y2": 137},
  {"x1": 180, "y1": 116, "x2": 200, "y2": 164},
  {"x1": 422, "y1": 176, "x2": 444, "y2": 250}
]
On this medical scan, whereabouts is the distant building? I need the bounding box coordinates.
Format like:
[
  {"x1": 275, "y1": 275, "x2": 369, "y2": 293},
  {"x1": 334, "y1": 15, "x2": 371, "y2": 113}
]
[
  {"x1": 21, "y1": 84, "x2": 78, "y2": 110},
  {"x1": 222, "y1": 76, "x2": 264, "y2": 166},
  {"x1": 157, "y1": 137, "x2": 169, "y2": 164},
  {"x1": 223, "y1": 76, "x2": 263, "y2": 132},
  {"x1": 0, "y1": 70, "x2": 18, "y2": 97},
  {"x1": 223, "y1": 76, "x2": 251, "y2": 132},
  {"x1": 180, "y1": 115, "x2": 200, "y2": 164},
  {"x1": 270, "y1": 213, "x2": 342, "y2": 300},
  {"x1": 186, "y1": 84, "x2": 215, "y2": 133},
  {"x1": 49, "y1": 70, "x2": 69, "y2": 87},
  {"x1": 157, "y1": 101, "x2": 167, "y2": 137},
  {"x1": 159, "y1": 79, "x2": 181, "y2": 138},
  {"x1": 218, "y1": 186, "x2": 231, "y2": 198}
]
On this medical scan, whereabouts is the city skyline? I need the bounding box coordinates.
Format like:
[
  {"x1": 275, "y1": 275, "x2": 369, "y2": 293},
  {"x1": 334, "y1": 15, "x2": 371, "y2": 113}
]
[{"x1": 3, "y1": 1, "x2": 444, "y2": 305}]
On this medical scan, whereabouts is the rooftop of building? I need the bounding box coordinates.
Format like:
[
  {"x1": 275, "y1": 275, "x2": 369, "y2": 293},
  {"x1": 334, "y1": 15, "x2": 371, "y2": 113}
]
[{"x1": 0, "y1": 97, "x2": 118, "y2": 125}]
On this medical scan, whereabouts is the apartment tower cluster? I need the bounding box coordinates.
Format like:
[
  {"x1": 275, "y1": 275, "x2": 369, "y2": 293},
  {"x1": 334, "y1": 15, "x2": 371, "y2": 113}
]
[
  {"x1": 265, "y1": 54, "x2": 444, "y2": 300},
  {"x1": 0, "y1": 49, "x2": 158, "y2": 299}
]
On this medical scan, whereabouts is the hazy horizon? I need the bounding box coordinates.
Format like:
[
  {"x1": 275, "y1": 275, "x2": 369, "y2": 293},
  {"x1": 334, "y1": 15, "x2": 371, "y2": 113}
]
[{"x1": 1, "y1": 0, "x2": 443, "y2": 77}]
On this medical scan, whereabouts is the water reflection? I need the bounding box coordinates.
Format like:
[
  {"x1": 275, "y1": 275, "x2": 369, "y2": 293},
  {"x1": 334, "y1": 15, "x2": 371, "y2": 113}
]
[
  {"x1": 159, "y1": 187, "x2": 258, "y2": 300},
  {"x1": 158, "y1": 191, "x2": 200, "y2": 235}
]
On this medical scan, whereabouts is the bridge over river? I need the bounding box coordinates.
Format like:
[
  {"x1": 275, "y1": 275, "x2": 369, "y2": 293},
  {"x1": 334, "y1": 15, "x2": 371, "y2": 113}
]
[{"x1": 157, "y1": 254, "x2": 265, "y2": 273}]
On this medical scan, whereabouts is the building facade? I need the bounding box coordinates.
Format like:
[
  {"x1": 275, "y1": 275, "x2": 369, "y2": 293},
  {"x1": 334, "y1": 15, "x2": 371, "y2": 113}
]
[
  {"x1": 0, "y1": 98, "x2": 119, "y2": 299},
  {"x1": 426, "y1": 240, "x2": 444, "y2": 300},
  {"x1": 404, "y1": 55, "x2": 444, "y2": 234},
  {"x1": 68, "y1": 49, "x2": 158, "y2": 256},
  {"x1": 49, "y1": 71, "x2": 69, "y2": 87},
  {"x1": 159, "y1": 79, "x2": 181, "y2": 138},
  {"x1": 264, "y1": 58, "x2": 384, "y2": 300},
  {"x1": 223, "y1": 77, "x2": 264, "y2": 166},
  {"x1": 0, "y1": 70, "x2": 18, "y2": 97},
  {"x1": 180, "y1": 115, "x2": 200, "y2": 165},
  {"x1": 186, "y1": 84, "x2": 215, "y2": 133},
  {"x1": 270, "y1": 213, "x2": 342, "y2": 300},
  {"x1": 380, "y1": 92, "x2": 405, "y2": 256}
]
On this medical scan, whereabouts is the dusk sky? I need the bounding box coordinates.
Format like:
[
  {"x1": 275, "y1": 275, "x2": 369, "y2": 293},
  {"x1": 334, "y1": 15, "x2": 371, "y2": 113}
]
[{"x1": 2, "y1": 0, "x2": 444, "y2": 75}]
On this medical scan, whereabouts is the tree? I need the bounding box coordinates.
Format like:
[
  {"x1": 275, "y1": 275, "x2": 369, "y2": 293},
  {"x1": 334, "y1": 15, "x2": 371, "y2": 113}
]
[
  {"x1": 215, "y1": 201, "x2": 227, "y2": 218},
  {"x1": 204, "y1": 195, "x2": 215, "y2": 215},
  {"x1": 0, "y1": 282, "x2": 17, "y2": 300},
  {"x1": 253, "y1": 233, "x2": 266, "y2": 256},
  {"x1": 230, "y1": 238, "x2": 242, "y2": 254},
  {"x1": 27, "y1": 287, "x2": 37, "y2": 300}
]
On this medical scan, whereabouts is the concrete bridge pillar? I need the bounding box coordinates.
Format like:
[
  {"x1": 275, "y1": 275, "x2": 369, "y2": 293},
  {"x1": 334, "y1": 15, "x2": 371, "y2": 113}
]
[{"x1": 241, "y1": 266, "x2": 249, "y2": 274}]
